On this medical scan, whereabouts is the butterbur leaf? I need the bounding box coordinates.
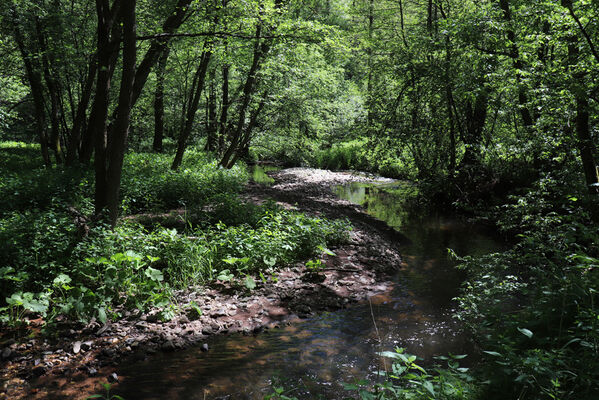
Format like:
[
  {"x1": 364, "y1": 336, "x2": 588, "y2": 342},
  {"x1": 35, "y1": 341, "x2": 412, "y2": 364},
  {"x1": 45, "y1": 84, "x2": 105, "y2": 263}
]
[
  {"x1": 244, "y1": 276, "x2": 256, "y2": 290},
  {"x1": 145, "y1": 267, "x2": 164, "y2": 282},
  {"x1": 517, "y1": 327, "x2": 533, "y2": 338},
  {"x1": 53, "y1": 273, "x2": 72, "y2": 286},
  {"x1": 97, "y1": 307, "x2": 107, "y2": 324}
]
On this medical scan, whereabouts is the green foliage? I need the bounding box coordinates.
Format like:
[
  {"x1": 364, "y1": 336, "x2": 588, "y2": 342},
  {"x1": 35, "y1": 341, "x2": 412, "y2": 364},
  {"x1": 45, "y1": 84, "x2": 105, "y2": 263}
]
[
  {"x1": 0, "y1": 159, "x2": 351, "y2": 326},
  {"x1": 120, "y1": 151, "x2": 247, "y2": 214},
  {"x1": 342, "y1": 348, "x2": 477, "y2": 400},
  {"x1": 454, "y1": 172, "x2": 599, "y2": 400}
]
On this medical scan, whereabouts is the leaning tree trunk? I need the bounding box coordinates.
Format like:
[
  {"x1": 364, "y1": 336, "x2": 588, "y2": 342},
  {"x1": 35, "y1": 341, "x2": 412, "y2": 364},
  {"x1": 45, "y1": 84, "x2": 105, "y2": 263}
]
[{"x1": 171, "y1": 47, "x2": 212, "y2": 170}]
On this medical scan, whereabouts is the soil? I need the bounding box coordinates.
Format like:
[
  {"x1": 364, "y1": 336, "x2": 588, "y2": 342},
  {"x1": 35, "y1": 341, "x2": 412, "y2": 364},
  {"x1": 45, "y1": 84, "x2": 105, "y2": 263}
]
[{"x1": 0, "y1": 168, "x2": 404, "y2": 399}]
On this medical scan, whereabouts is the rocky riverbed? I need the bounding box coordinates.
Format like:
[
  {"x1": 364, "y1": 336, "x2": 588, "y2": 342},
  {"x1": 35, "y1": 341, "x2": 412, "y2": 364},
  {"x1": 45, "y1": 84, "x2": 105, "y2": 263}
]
[{"x1": 0, "y1": 168, "x2": 404, "y2": 399}]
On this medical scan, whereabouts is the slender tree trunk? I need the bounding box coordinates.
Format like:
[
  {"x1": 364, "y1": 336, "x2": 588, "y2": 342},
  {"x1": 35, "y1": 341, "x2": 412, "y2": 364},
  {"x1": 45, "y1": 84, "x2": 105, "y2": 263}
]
[
  {"x1": 366, "y1": 0, "x2": 374, "y2": 128},
  {"x1": 106, "y1": 0, "x2": 137, "y2": 226},
  {"x1": 562, "y1": 0, "x2": 599, "y2": 195},
  {"x1": 220, "y1": 23, "x2": 271, "y2": 167},
  {"x1": 460, "y1": 91, "x2": 488, "y2": 168},
  {"x1": 35, "y1": 17, "x2": 64, "y2": 164},
  {"x1": 67, "y1": 59, "x2": 97, "y2": 165},
  {"x1": 12, "y1": 15, "x2": 51, "y2": 167},
  {"x1": 225, "y1": 94, "x2": 266, "y2": 168},
  {"x1": 153, "y1": 47, "x2": 170, "y2": 152},
  {"x1": 497, "y1": 0, "x2": 534, "y2": 128},
  {"x1": 171, "y1": 47, "x2": 212, "y2": 170},
  {"x1": 205, "y1": 67, "x2": 217, "y2": 152},
  {"x1": 218, "y1": 62, "x2": 230, "y2": 154}
]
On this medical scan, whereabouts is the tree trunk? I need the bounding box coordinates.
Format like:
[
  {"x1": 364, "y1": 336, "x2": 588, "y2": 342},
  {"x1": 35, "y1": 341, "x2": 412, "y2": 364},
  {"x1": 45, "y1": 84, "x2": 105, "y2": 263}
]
[
  {"x1": 153, "y1": 47, "x2": 170, "y2": 152},
  {"x1": 67, "y1": 59, "x2": 97, "y2": 165},
  {"x1": 11, "y1": 14, "x2": 51, "y2": 167},
  {"x1": 35, "y1": 17, "x2": 64, "y2": 164},
  {"x1": 92, "y1": 0, "x2": 119, "y2": 216},
  {"x1": 171, "y1": 47, "x2": 212, "y2": 170},
  {"x1": 220, "y1": 23, "x2": 271, "y2": 167},
  {"x1": 497, "y1": 0, "x2": 534, "y2": 128},
  {"x1": 106, "y1": 0, "x2": 137, "y2": 226},
  {"x1": 205, "y1": 67, "x2": 218, "y2": 152}
]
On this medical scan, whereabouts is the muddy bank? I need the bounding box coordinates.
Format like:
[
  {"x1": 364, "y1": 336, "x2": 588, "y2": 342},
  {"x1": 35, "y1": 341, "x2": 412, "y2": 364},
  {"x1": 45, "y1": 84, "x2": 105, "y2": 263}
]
[{"x1": 0, "y1": 168, "x2": 403, "y2": 399}]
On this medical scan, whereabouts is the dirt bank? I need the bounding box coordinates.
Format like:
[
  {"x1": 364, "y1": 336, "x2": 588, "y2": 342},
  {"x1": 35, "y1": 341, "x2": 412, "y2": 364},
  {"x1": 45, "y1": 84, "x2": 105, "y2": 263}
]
[{"x1": 0, "y1": 168, "x2": 404, "y2": 399}]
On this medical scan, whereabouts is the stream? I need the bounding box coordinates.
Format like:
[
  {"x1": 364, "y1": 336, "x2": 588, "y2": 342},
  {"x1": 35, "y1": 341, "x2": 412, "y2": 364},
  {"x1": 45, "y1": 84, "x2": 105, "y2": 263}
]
[{"x1": 113, "y1": 172, "x2": 504, "y2": 399}]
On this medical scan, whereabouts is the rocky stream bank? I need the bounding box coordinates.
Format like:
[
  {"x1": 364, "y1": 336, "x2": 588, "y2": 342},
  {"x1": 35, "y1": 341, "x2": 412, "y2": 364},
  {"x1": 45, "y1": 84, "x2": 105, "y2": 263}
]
[{"x1": 0, "y1": 168, "x2": 404, "y2": 399}]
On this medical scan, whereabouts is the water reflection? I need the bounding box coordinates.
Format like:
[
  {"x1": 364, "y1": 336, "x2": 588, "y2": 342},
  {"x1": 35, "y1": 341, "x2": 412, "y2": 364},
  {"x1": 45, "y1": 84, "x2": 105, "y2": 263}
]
[
  {"x1": 249, "y1": 165, "x2": 281, "y2": 185},
  {"x1": 115, "y1": 180, "x2": 504, "y2": 399}
]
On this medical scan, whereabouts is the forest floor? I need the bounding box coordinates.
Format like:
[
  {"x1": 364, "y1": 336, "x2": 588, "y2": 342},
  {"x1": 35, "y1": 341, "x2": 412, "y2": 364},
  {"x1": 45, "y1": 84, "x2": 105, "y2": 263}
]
[{"x1": 1, "y1": 168, "x2": 405, "y2": 399}]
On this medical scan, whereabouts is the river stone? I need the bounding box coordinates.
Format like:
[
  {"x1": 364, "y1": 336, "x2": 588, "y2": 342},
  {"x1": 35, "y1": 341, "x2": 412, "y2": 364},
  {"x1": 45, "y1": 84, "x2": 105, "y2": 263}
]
[
  {"x1": 162, "y1": 340, "x2": 175, "y2": 351},
  {"x1": 1, "y1": 348, "x2": 12, "y2": 359}
]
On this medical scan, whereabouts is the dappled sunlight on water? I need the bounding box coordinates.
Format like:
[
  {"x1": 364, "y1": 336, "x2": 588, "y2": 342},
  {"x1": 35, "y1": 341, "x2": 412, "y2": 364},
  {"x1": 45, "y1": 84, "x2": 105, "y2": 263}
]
[{"x1": 113, "y1": 180, "x2": 505, "y2": 399}]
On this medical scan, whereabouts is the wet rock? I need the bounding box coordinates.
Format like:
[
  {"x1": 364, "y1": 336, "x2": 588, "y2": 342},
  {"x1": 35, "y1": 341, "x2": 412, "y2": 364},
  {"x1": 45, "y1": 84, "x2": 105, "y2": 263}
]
[
  {"x1": 96, "y1": 325, "x2": 109, "y2": 336},
  {"x1": 162, "y1": 341, "x2": 175, "y2": 351},
  {"x1": 108, "y1": 372, "x2": 119, "y2": 383},
  {"x1": 82, "y1": 341, "x2": 93, "y2": 351},
  {"x1": 72, "y1": 341, "x2": 81, "y2": 354},
  {"x1": 2, "y1": 348, "x2": 12, "y2": 360},
  {"x1": 200, "y1": 343, "x2": 209, "y2": 352}
]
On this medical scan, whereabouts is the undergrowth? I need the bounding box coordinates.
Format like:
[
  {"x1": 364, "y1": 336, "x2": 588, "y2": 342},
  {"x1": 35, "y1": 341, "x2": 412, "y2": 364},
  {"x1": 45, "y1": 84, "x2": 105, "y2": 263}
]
[{"x1": 0, "y1": 143, "x2": 351, "y2": 330}]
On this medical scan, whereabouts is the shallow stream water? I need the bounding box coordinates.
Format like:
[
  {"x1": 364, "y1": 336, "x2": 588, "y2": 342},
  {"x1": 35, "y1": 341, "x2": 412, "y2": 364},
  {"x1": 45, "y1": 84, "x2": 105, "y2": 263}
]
[{"x1": 113, "y1": 176, "x2": 504, "y2": 399}]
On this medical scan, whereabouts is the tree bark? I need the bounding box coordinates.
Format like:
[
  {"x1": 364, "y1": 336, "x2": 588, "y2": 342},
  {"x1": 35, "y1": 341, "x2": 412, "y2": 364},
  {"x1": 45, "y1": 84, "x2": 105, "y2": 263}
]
[
  {"x1": 11, "y1": 13, "x2": 51, "y2": 167},
  {"x1": 153, "y1": 47, "x2": 170, "y2": 152},
  {"x1": 205, "y1": 67, "x2": 218, "y2": 152},
  {"x1": 35, "y1": 17, "x2": 64, "y2": 164},
  {"x1": 106, "y1": 0, "x2": 137, "y2": 226},
  {"x1": 171, "y1": 46, "x2": 213, "y2": 170},
  {"x1": 92, "y1": 0, "x2": 120, "y2": 216},
  {"x1": 496, "y1": 0, "x2": 534, "y2": 128},
  {"x1": 220, "y1": 23, "x2": 271, "y2": 168},
  {"x1": 66, "y1": 57, "x2": 97, "y2": 165}
]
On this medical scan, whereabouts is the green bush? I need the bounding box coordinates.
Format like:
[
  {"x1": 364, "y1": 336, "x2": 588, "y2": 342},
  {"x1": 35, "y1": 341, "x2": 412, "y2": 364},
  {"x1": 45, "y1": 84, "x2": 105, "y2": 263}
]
[
  {"x1": 120, "y1": 151, "x2": 247, "y2": 213},
  {"x1": 454, "y1": 172, "x2": 599, "y2": 400}
]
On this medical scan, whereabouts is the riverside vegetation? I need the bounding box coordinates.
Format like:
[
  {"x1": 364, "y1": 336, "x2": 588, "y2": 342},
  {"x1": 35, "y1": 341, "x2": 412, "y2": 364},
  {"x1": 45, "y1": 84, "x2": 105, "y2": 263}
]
[{"x1": 1, "y1": 0, "x2": 599, "y2": 399}]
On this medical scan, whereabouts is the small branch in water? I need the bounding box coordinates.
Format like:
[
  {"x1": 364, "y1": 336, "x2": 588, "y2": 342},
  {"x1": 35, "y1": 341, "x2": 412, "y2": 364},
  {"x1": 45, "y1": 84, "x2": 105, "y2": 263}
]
[{"x1": 322, "y1": 268, "x2": 361, "y2": 272}]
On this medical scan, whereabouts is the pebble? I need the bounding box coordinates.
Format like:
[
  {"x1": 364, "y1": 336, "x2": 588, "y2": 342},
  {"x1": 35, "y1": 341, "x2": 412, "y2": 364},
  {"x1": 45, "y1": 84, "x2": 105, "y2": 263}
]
[
  {"x1": 108, "y1": 372, "x2": 119, "y2": 383},
  {"x1": 82, "y1": 341, "x2": 93, "y2": 351},
  {"x1": 73, "y1": 341, "x2": 81, "y2": 354},
  {"x1": 96, "y1": 325, "x2": 109, "y2": 335},
  {"x1": 1, "y1": 348, "x2": 12, "y2": 360},
  {"x1": 88, "y1": 367, "x2": 98, "y2": 376},
  {"x1": 200, "y1": 343, "x2": 209, "y2": 352}
]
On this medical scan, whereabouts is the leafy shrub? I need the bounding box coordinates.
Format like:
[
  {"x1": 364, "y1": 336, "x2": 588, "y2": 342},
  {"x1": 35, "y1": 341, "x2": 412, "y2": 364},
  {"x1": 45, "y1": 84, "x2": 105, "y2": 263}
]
[
  {"x1": 454, "y1": 172, "x2": 599, "y2": 400},
  {"x1": 120, "y1": 151, "x2": 247, "y2": 213}
]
